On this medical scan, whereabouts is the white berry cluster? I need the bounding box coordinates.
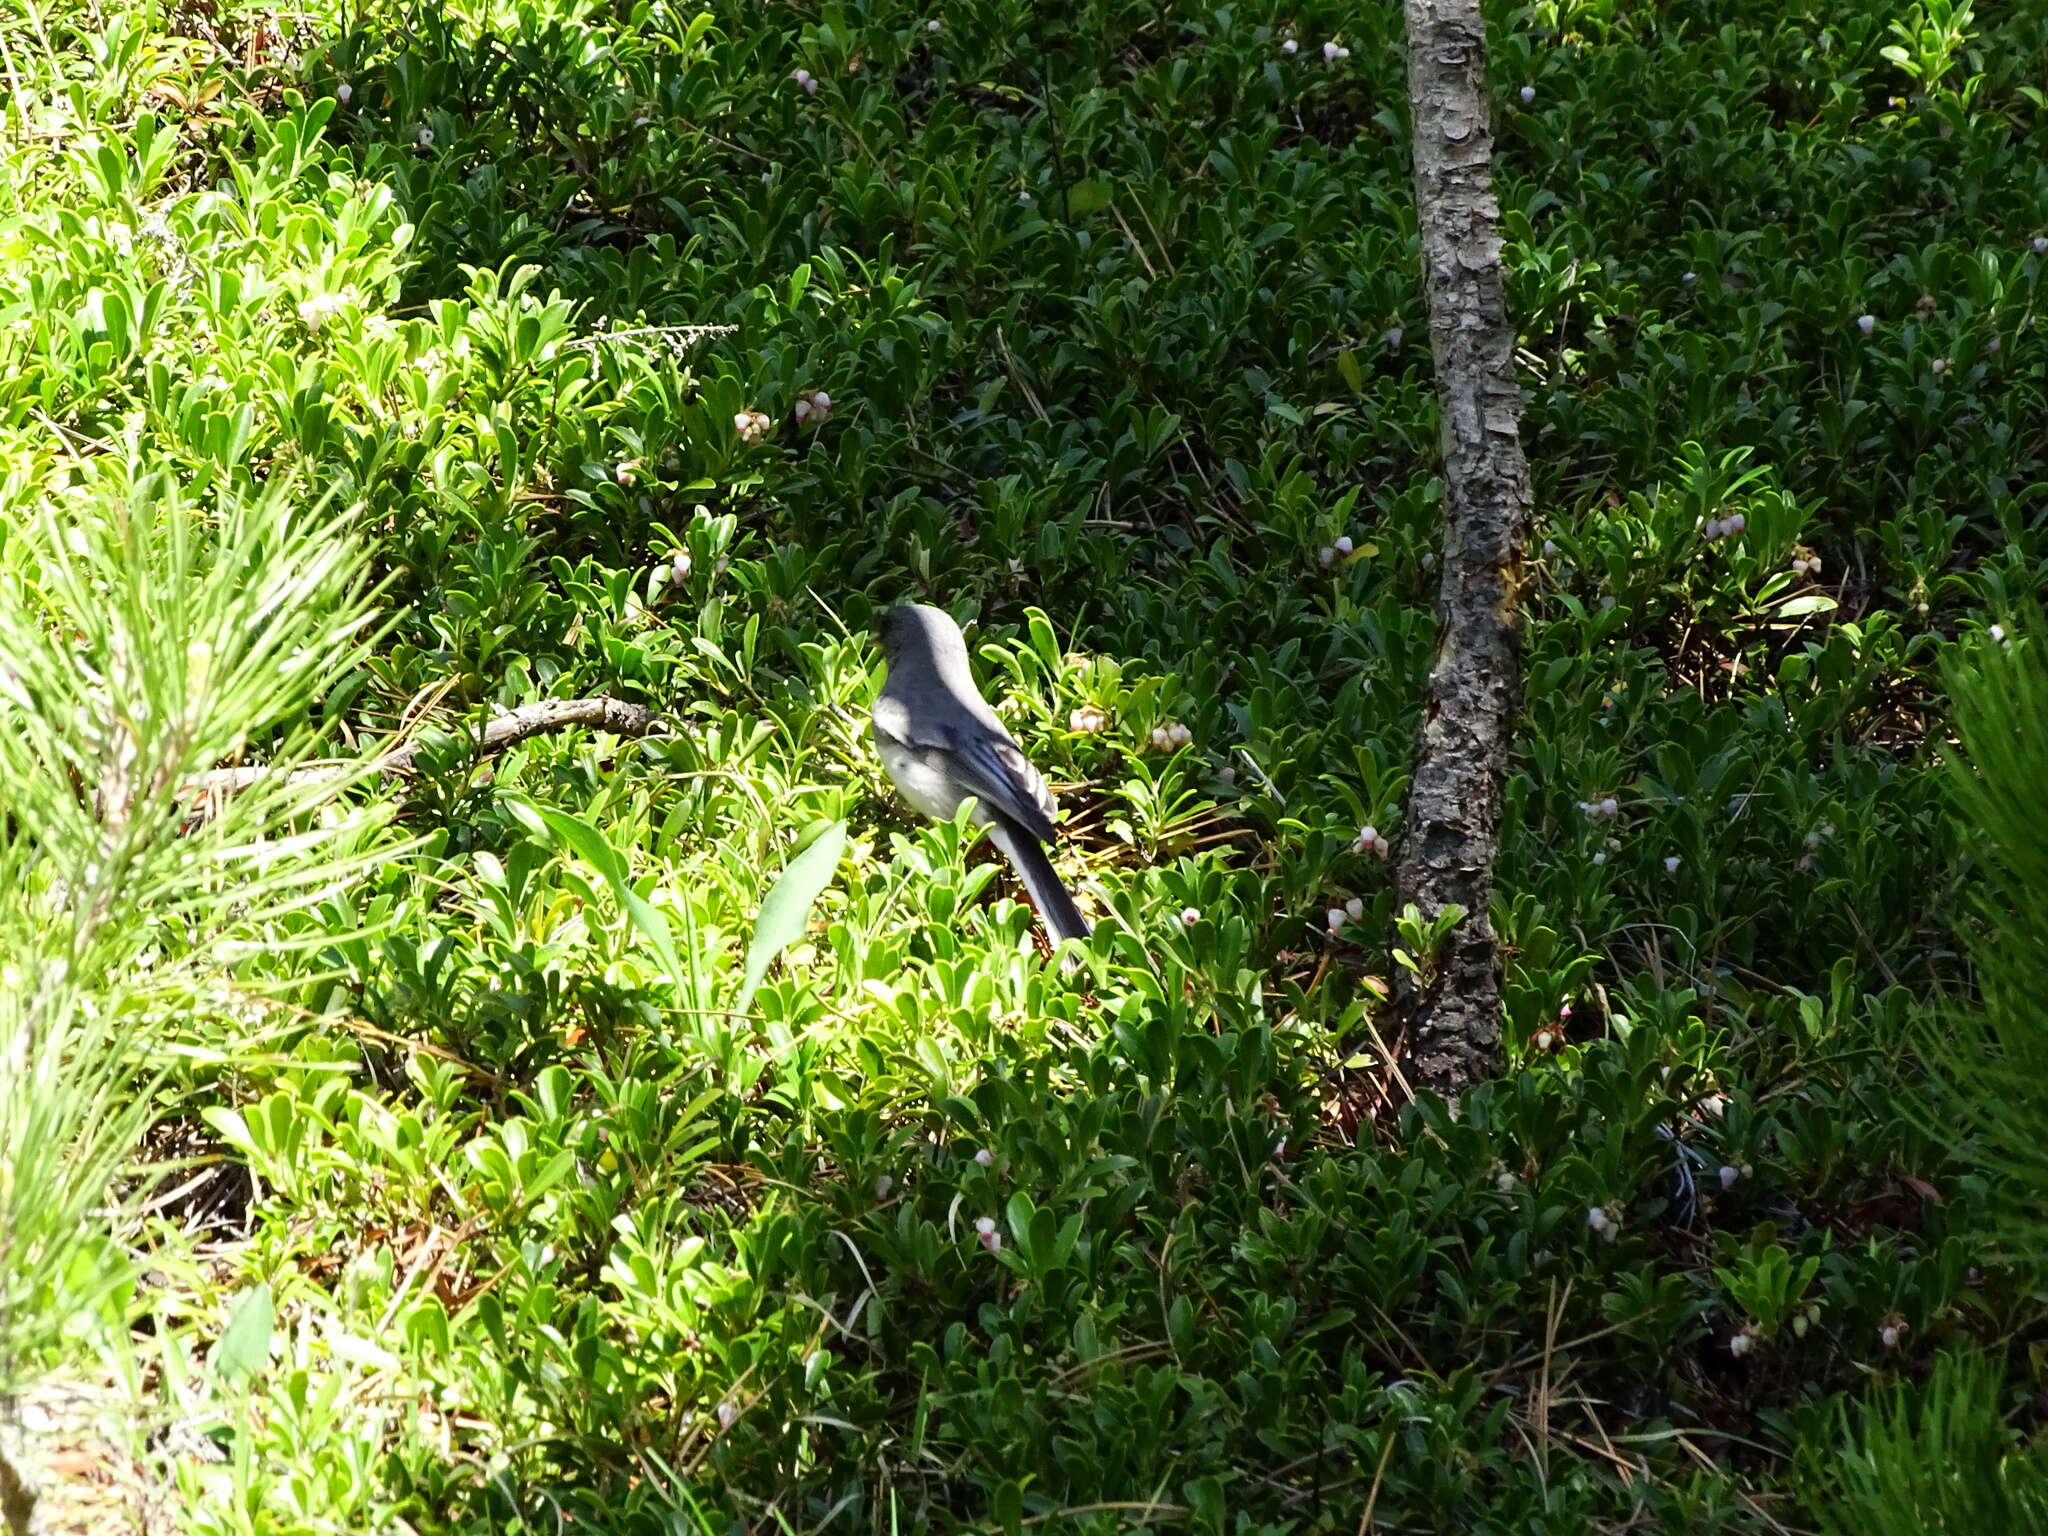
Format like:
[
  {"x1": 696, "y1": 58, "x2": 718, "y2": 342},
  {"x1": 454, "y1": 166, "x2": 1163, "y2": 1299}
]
[
  {"x1": 791, "y1": 67, "x2": 820, "y2": 95},
  {"x1": 1325, "y1": 895, "x2": 1365, "y2": 935},
  {"x1": 1149, "y1": 720, "x2": 1192, "y2": 751},
  {"x1": 1352, "y1": 823, "x2": 1390, "y2": 859},
  {"x1": 733, "y1": 408, "x2": 773, "y2": 443},
  {"x1": 1068, "y1": 704, "x2": 1109, "y2": 734},
  {"x1": 651, "y1": 548, "x2": 692, "y2": 595},
  {"x1": 1700, "y1": 510, "x2": 1746, "y2": 542},
  {"x1": 1318, "y1": 534, "x2": 1354, "y2": 567},
  {"x1": 793, "y1": 388, "x2": 832, "y2": 425},
  {"x1": 1796, "y1": 819, "x2": 1836, "y2": 872}
]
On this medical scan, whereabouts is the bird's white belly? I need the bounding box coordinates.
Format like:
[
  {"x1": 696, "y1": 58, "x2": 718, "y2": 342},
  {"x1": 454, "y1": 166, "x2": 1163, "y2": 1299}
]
[{"x1": 876, "y1": 735, "x2": 986, "y2": 824}]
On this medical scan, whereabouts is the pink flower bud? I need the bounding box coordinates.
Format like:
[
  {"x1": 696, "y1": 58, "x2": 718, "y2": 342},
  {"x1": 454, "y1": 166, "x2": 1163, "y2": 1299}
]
[
  {"x1": 1334, "y1": 535, "x2": 1354, "y2": 556},
  {"x1": 337, "y1": 81, "x2": 352, "y2": 103},
  {"x1": 1857, "y1": 314, "x2": 1875, "y2": 337},
  {"x1": 1326, "y1": 908, "x2": 1347, "y2": 934},
  {"x1": 975, "y1": 1148, "x2": 993, "y2": 1167},
  {"x1": 1519, "y1": 85, "x2": 1535, "y2": 104},
  {"x1": 1718, "y1": 1165, "x2": 1739, "y2": 1190},
  {"x1": 1281, "y1": 38, "x2": 1298, "y2": 54}
]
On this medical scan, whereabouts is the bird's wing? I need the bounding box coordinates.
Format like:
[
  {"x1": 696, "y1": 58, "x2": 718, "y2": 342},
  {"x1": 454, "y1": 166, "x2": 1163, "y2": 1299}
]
[
  {"x1": 873, "y1": 687, "x2": 1059, "y2": 842},
  {"x1": 944, "y1": 724, "x2": 1059, "y2": 843}
]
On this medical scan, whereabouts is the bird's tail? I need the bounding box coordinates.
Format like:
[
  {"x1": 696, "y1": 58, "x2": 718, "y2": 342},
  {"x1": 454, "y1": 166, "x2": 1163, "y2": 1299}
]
[{"x1": 985, "y1": 816, "x2": 1092, "y2": 946}]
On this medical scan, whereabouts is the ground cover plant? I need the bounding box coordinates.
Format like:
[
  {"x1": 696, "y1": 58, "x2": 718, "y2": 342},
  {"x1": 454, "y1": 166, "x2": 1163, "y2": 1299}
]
[{"x1": 4, "y1": 0, "x2": 2048, "y2": 1529}]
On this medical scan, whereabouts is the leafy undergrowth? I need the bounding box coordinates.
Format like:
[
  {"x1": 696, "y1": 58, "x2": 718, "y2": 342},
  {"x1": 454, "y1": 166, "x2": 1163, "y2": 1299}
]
[{"x1": 5, "y1": 0, "x2": 2048, "y2": 1529}]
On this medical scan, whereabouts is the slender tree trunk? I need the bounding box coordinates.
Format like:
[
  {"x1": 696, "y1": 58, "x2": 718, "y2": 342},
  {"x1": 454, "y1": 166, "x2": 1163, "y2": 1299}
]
[{"x1": 1392, "y1": 0, "x2": 1531, "y2": 1098}]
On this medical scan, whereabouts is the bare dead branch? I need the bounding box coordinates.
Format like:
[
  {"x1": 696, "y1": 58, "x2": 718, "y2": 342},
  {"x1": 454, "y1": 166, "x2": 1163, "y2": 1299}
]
[
  {"x1": 183, "y1": 696, "x2": 666, "y2": 804},
  {"x1": 1391, "y1": 0, "x2": 1533, "y2": 1097}
]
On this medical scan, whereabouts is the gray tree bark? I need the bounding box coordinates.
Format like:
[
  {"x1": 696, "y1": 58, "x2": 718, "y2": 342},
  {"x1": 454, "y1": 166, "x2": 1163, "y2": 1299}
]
[{"x1": 1392, "y1": 0, "x2": 1531, "y2": 1097}]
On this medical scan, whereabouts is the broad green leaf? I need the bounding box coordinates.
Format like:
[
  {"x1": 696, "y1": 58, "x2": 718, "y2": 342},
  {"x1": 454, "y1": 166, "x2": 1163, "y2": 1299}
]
[
  {"x1": 734, "y1": 820, "x2": 846, "y2": 1017},
  {"x1": 533, "y1": 804, "x2": 629, "y2": 888},
  {"x1": 209, "y1": 1283, "x2": 273, "y2": 1381},
  {"x1": 1776, "y1": 593, "x2": 1841, "y2": 619},
  {"x1": 1066, "y1": 177, "x2": 1113, "y2": 217}
]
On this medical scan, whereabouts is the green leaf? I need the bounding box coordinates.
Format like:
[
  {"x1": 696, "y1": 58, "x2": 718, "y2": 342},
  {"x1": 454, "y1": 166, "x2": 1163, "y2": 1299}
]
[
  {"x1": 1066, "y1": 177, "x2": 1113, "y2": 217},
  {"x1": 734, "y1": 820, "x2": 847, "y2": 1017},
  {"x1": 1776, "y1": 593, "x2": 1841, "y2": 619},
  {"x1": 209, "y1": 1282, "x2": 273, "y2": 1381},
  {"x1": 993, "y1": 1481, "x2": 1023, "y2": 1536},
  {"x1": 531, "y1": 803, "x2": 629, "y2": 887},
  {"x1": 508, "y1": 796, "x2": 684, "y2": 982}
]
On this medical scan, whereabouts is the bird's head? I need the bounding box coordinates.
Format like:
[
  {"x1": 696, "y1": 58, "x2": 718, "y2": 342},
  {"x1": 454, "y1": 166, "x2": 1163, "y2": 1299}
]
[{"x1": 876, "y1": 603, "x2": 967, "y2": 667}]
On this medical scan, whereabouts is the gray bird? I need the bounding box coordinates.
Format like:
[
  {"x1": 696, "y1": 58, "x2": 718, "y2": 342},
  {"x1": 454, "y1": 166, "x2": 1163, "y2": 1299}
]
[{"x1": 871, "y1": 604, "x2": 1091, "y2": 945}]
